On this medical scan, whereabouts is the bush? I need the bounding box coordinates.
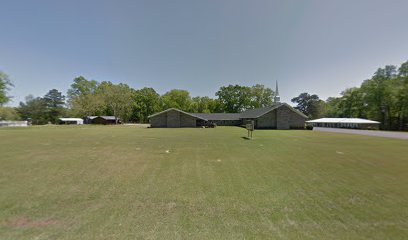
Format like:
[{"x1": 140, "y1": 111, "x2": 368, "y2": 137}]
[
  {"x1": 305, "y1": 125, "x2": 313, "y2": 130},
  {"x1": 0, "y1": 107, "x2": 20, "y2": 120}
]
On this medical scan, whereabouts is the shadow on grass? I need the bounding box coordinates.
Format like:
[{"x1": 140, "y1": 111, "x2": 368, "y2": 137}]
[{"x1": 241, "y1": 136, "x2": 253, "y2": 140}]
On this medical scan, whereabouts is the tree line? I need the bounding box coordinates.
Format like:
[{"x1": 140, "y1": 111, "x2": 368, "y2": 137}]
[
  {"x1": 0, "y1": 74, "x2": 275, "y2": 124},
  {"x1": 1, "y1": 60, "x2": 408, "y2": 130},
  {"x1": 289, "y1": 61, "x2": 408, "y2": 130},
  {"x1": 325, "y1": 62, "x2": 408, "y2": 130}
]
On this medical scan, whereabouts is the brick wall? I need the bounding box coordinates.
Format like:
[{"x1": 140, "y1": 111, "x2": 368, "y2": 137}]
[
  {"x1": 150, "y1": 106, "x2": 305, "y2": 129},
  {"x1": 180, "y1": 113, "x2": 196, "y2": 127},
  {"x1": 276, "y1": 106, "x2": 291, "y2": 129},
  {"x1": 256, "y1": 110, "x2": 277, "y2": 128},
  {"x1": 150, "y1": 113, "x2": 167, "y2": 127},
  {"x1": 289, "y1": 110, "x2": 306, "y2": 129},
  {"x1": 150, "y1": 109, "x2": 197, "y2": 127},
  {"x1": 277, "y1": 105, "x2": 306, "y2": 129},
  {"x1": 166, "y1": 110, "x2": 181, "y2": 128}
]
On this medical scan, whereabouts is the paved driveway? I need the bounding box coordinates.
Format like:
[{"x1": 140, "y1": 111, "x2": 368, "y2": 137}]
[{"x1": 313, "y1": 127, "x2": 408, "y2": 140}]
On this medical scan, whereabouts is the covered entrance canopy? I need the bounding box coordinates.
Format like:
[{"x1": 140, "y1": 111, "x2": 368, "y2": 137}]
[{"x1": 306, "y1": 118, "x2": 380, "y2": 130}]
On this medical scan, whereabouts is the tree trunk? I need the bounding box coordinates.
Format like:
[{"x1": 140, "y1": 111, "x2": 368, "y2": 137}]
[
  {"x1": 398, "y1": 106, "x2": 404, "y2": 131},
  {"x1": 387, "y1": 108, "x2": 392, "y2": 130},
  {"x1": 113, "y1": 109, "x2": 118, "y2": 124}
]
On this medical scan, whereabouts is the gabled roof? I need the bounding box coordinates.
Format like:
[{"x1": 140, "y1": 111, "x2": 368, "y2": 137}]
[
  {"x1": 306, "y1": 118, "x2": 380, "y2": 124},
  {"x1": 239, "y1": 104, "x2": 282, "y2": 118},
  {"x1": 148, "y1": 103, "x2": 308, "y2": 122},
  {"x1": 240, "y1": 103, "x2": 308, "y2": 119},
  {"x1": 98, "y1": 116, "x2": 118, "y2": 120},
  {"x1": 148, "y1": 108, "x2": 207, "y2": 121},
  {"x1": 192, "y1": 113, "x2": 241, "y2": 121},
  {"x1": 87, "y1": 116, "x2": 119, "y2": 120}
]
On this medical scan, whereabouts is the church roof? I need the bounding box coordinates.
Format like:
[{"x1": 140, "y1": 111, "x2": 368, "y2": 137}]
[
  {"x1": 148, "y1": 103, "x2": 308, "y2": 121},
  {"x1": 192, "y1": 113, "x2": 241, "y2": 121},
  {"x1": 148, "y1": 108, "x2": 208, "y2": 120},
  {"x1": 240, "y1": 103, "x2": 308, "y2": 119},
  {"x1": 240, "y1": 103, "x2": 283, "y2": 118}
]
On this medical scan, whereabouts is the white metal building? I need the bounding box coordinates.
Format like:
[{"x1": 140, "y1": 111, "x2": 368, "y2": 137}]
[
  {"x1": 0, "y1": 121, "x2": 28, "y2": 127},
  {"x1": 58, "y1": 118, "x2": 84, "y2": 125},
  {"x1": 306, "y1": 118, "x2": 380, "y2": 130}
]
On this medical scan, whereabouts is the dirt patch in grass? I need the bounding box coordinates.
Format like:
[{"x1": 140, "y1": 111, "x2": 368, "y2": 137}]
[{"x1": 6, "y1": 217, "x2": 61, "y2": 228}]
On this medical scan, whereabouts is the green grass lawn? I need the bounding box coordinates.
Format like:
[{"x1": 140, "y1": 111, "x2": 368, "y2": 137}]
[{"x1": 1, "y1": 126, "x2": 408, "y2": 239}]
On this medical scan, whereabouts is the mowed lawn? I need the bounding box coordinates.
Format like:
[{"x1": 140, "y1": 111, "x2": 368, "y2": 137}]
[{"x1": 1, "y1": 126, "x2": 408, "y2": 239}]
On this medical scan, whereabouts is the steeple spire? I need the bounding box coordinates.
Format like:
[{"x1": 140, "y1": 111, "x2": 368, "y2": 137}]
[{"x1": 274, "y1": 81, "x2": 280, "y2": 103}]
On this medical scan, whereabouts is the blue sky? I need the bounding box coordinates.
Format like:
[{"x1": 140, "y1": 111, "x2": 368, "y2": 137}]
[{"x1": 1, "y1": 0, "x2": 407, "y2": 106}]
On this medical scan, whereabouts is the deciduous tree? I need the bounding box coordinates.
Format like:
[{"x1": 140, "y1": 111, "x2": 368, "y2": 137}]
[
  {"x1": 291, "y1": 92, "x2": 324, "y2": 119},
  {"x1": 67, "y1": 76, "x2": 102, "y2": 117},
  {"x1": 96, "y1": 82, "x2": 133, "y2": 123},
  {"x1": 67, "y1": 76, "x2": 99, "y2": 100},
  {"x1": 249, "y1": 84, "x2": 274, "y2": 108},
  {"x1": 215, "y1": 85, "x2": 251, "y2": 113},
  {"x1": 0, "y1": 71, "x2": 13, "y2": 106},
  {"x1": 0, "y1": 107, "x2": 20, "y2": 120},
  {"x1": 132, "y1": 87, "x2": 161, "y2": 123},
  {"x1": 161, "y1": 89, "x2": 192, "y2": 112},
  {"x1": 17, "y1": 95, "x2": 48, "y2": 124}
]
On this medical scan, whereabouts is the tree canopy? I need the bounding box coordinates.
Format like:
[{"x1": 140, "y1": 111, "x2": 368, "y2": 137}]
[
  {"x1": 96, "y1": 82, "x2": 133, "y2": 123},
  {"x1": 319, "y1": 60, "x2": 408, "y2": 130},
  {"x1": 18, "y1": 95, "x2": 48, "y2": 124},
  {"x1": 291, "y1": 93, "x2": 325, "y2": 119},
  {"x1": 67, "y1": 76, "x2": 99, "y2": 100},
  {"x1": 0, "y1": 106, "x2": 19, "y2": 120},
  {"x1": 17, "y1": 90, "x2": 66, "y2": 124},
  {"x1": 161, "y1": 89, "x2": 192, "y2": 112},
  {"x1": 132, "y1": 87, "x2": 161, "y2": 123},
  {"x1": 216, "y1": 84, "x2": 274, "y2": 113},
  {"x1": 0, "y1": 71, "x2": 13, "y2": 106},
  {"x1": 43, "y1": 89, "x2": 66, "y2": 123}
]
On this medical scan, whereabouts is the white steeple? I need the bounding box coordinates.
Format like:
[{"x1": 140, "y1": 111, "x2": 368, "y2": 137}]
[{"x1": 274, "y1": 81, "x2": 280, "y2": 103}]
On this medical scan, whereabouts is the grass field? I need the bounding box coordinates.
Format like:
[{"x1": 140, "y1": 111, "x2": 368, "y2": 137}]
[{"x1": 1, "y1": 126, "x2": 408, "y2": 239}]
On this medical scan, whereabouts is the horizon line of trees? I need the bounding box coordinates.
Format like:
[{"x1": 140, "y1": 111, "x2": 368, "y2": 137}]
[
  {"x1": 0, "y1": 74, "x2": 276, "y2": 124},
  {"x1": 289, "y1": 61, "x2": 408, "y2": 130},
  {"x1": 1, "y1": 60, "x2": 408, "y2": 130}
]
